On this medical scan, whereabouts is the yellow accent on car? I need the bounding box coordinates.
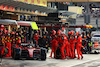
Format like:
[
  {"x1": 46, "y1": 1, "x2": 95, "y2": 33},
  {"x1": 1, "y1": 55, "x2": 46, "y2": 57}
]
[{"x1": 31, "y1": 22, "x2": 38, "y2": 30}]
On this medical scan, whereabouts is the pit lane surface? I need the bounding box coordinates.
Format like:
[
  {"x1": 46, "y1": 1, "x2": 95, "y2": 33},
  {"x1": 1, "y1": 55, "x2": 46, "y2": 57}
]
[{"x1": 0, "y1": 50, "x2": 100, "y2": 67}]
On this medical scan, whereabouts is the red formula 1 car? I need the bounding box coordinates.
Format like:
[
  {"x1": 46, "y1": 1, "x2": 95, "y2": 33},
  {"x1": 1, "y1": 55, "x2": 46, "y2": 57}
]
[{"x1": 12, "y1": 43, "x2": 46, "y2": 60}]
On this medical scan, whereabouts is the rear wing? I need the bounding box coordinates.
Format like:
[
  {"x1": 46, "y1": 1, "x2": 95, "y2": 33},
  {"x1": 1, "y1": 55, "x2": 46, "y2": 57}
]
[{"x1": 17, "y1": 21, "x2": 38, "y2": 30}]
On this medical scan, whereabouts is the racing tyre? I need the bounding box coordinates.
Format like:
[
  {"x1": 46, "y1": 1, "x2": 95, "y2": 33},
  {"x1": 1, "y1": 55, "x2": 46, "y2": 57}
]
[
  {"x1": 94, "y1": 51, "x2": 99, "y2": 54},
  {"x1": 55, "y1": 47, "x2": 61, "y2": 59},
  {"x1": 13, "y1": 48, "x2": 21, "y2": 60},
  {"x1": 41, "y1": 49, "x2": 46, "y2": 61}
]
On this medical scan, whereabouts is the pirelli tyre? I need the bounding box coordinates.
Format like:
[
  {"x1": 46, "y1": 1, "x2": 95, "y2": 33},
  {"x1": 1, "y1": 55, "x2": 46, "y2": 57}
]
[
  {"x1": 40, "y1": 48, "x2": 46, "y2": 61},
  {"x1": 55, "y1": 47, "x2": 61, "y2": 59},
  {"x1": 13, "y1": 48, "x2": 21, "y2": 60}
]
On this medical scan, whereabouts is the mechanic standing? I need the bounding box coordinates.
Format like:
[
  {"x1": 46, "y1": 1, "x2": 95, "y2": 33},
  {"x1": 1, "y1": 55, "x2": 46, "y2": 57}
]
[
  {"x1": 69, "y1": 31, "x2": 76, "y2": 59},
  {"x1": 1, "y1": 29, "x2": 5, "y2": 56},
  {"x1": 65, "y1": 32, "x2": 70, "y2": 59},
  {"x1": 87, "y1": 34, "x2": 91, "y2": 53},
  {"x1": 76, "y1": 32, "x2": 83, "y2": 59},
  {"x1": 23, "y1": 30, "x2": 27, "y2": 43},
  {"x1": 33, "y1": 30, "x2": 39, "y2": 45},
  {"x1": 50, "y1": 30, "x2": 58, "y2": 58},
  {"x1": 21, "y1": 30, "x2": 26, "y2": 43},
  {"x1": 11, "y1": 32, "x2": 16, "y2": 46},
  {"x1": 6, "y1": 31, "x2": 11, "y2": 57},
  {"x1": 15, "y1": 33, "x2": 20, "y2": 47},
  {"x1": 17, "y1": 33, "x2": 22, "y2": 48},
  {"x1": 0, "y1": 28, "x2": 2, "y2": 57},
  {"x1": 57, "y1": 30, "x2": 62, "y2": 46},
  {"x1": 57, "y1": 30, "x2": 65, "y2": 59},
  {"x1": 60, "y1": 33, "x2": 67, "y2": 59},
  {"x1": 45, "y1": 31, "x2": 51, "y2": 52},
  {"x1": 66, "y1": 31, "x2": 72, "y2": 59},
  {"x1": 51, "y1": 30, "x2": 56, "y2": 39}
]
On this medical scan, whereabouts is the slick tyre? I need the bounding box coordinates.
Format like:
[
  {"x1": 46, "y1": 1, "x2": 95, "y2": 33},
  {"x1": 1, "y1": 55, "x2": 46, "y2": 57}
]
[
  {"x1": 41, "y1": 49, "x2": 46, "y2": 61},
  {"x1": 55, "y1": 47, "x2": 61, "y2": 59},
  {"x1": 13, "y1": 48, "x2": 20, "y2": 60}
]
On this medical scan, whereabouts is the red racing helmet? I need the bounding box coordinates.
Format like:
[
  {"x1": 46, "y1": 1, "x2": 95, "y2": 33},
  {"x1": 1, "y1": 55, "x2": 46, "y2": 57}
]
[
  {"x1": 52, "y1": 30, "x2": 56, "y2": 35},
  {"x1": 68, "y1": 31, "x2": 71, "y2": 35},
  {"x1": 71, "y1": 31, "x2": 74, "y2": 35},
  {"x1": 16, "y1": 33, "x2": 18, "y2": 35},
  {"x1": 11, "y1": 31, "x2": 15, "y2": 35},
  {"x1": 57, "y1": 30, "x2": 62, "y2": 35},
  {"x1": 76, "y1": 32, "x2": 81, "y2": 36},
  {"x1": 62, "y1": 27, "x2": 65, "y2": 31}
]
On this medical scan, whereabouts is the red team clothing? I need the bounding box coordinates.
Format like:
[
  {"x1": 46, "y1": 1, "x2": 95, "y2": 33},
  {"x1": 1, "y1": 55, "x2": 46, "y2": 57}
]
[
  {"x1": 1, "y1": 35, "x2": 5, "y2": 55},
  {"x1": 76, "y1": 36, "x2": 83, "y2": 59},
  {"x1": 5, "y1": 36, "x2": 11, "y2": 57},
  {"x1": 33, "y1": 33, "x2": 39, "y2": 45},
  {"x1": 50, "y1": 37, "x2": 58, "y2": 58},
  {"x1": 7, "y1": 36, "x2": 11, "y2": 56},
  {"x1": 66, "y1": 38, "x2": 72, "y2": 59},
  {"x1": 0, "y1": 24, "x2": 84, "y2": 60},
  {"x1": 61, "y1": 35, "x2": 67, "y2": 59},
  {"x1": 69, "y1": 37, "x2": 76, "y2": 58}
]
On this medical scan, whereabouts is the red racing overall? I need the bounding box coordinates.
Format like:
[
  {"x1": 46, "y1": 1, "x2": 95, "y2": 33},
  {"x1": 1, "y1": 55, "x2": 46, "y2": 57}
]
[
  {"x1": 11, "y1": 36, "x2": 16, "y2": 47},
  {"x1": 76, "y1": 36, "x2": 83, "y2": 59},
  {"x1": 15, "y1": 36, "x2": 20, "y2": 48},
  {"x1": 61, "y1": 35, "x2": 67, "y2": 59},
  {"x1": 69, "y1": 36, "x2": 76, "y2": 58},
  {"x1": 1, "y1": 35, "x2": 5, "y2": 55},
  {"x1": 33, "y1": 33, "x2": 39, "y2": 45},
  {"x1": 50, "y1": 37, "x2": 58, "y2": 58},
  {"x1": 65, "y1": 36, "x2": 71, "y2": 59},
  {"x1": 5, "y1": 36, "x2": 11, "y2": 57}
]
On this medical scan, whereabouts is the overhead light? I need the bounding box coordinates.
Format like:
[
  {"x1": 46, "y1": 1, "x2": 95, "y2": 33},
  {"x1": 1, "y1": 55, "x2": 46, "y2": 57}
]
[
  {"x1": 7, "y1": 12, "x2": 14, "y2": 14},
  {"x1": 35, "y1": 10, "x2": 38, "y2": 13}
]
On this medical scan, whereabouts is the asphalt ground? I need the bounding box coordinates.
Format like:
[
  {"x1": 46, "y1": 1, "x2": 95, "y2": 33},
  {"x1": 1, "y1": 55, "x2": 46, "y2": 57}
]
[{"x1": 0, "y1": 50, "x2": 100, "y2": 67}]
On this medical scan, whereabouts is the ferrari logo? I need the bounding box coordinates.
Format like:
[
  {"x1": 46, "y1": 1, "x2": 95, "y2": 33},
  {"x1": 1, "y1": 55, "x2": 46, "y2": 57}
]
[
  {"x1": 80, "y1": 40, "x2": 82, "y2": 42},
  {"x1": 64, "y1": 37, "x2": 66, "y2": 39}
]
